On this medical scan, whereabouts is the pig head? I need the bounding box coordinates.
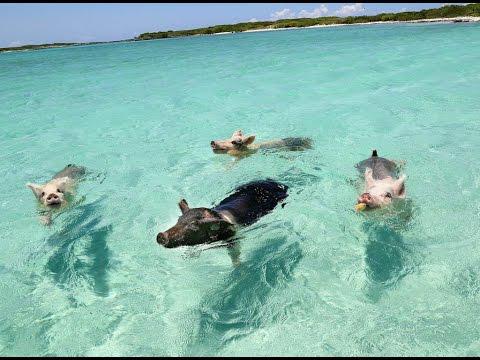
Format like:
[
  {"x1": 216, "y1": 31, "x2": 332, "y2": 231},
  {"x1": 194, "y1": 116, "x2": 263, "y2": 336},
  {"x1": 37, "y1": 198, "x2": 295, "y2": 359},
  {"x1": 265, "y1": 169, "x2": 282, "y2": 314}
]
[{"x1": 156, "y1": 199, "x2": 236, "y2": 248}]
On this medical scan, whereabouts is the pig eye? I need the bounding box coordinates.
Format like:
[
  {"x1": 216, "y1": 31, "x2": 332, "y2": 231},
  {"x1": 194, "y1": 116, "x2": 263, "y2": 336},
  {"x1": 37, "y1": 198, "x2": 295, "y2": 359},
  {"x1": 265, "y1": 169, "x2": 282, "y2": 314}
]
[
  {"x1": 41, "y1": 192, "x2": 45, "y2": 197},
  {"x1": 57, "y1": 188, "x2": 63, "y2": 193},
  {"x1": 385, "y1": 192, "x2": 392, "y2": 198}
]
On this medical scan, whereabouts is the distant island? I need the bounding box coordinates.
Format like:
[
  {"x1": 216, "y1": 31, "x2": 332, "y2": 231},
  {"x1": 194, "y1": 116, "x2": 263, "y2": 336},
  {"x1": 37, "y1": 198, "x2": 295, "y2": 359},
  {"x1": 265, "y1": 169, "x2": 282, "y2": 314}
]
[
  {"x1": 0, "y1": 40, "x2": 133, "y2": 53},
  {"x1": 2, "y1": 3, "x2": 480, "y2": 53},
  {"x1": 136, "y1": 3, "x2": 480, "y2": 40}
]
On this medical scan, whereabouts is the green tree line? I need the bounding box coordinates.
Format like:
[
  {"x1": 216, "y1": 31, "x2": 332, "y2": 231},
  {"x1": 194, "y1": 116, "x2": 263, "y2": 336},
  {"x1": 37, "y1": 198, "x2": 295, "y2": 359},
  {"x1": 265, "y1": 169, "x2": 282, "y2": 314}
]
[{"x1": 135, "y1": 3, "x2": 480, "y2": 41}]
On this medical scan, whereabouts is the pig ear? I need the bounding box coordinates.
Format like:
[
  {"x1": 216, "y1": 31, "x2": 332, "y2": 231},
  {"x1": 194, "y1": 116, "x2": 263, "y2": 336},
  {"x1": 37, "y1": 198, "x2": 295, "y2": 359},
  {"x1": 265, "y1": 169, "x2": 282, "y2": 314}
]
[
  {"x1": 232, "y1": 130, "x2": 243, "y2": 138},
  {"x1": 242, "y1": 135, "x2": 256, "y2": 145},
  {"x1": 26, "y1": 183, "x2": 44, "y2": 198},
  {"x1": 393, "y1": 175, "x2": 406, "y2": 196},
  {"x1": 178, "y1": 199, "x2": 189, "y2": 214},
  {"x1": 199, "y1": 217, "x2": 235, "y2": 232}
]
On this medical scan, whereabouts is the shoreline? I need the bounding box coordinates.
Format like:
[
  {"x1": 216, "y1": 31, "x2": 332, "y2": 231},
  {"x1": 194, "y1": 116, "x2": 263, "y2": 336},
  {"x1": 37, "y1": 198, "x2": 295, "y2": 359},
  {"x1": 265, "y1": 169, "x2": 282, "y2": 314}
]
[
  {"x1": 2, "y1": 16, "x2": 480, "y2": 54},
  {"x1": 240, "y1": 16, "x2": 480, "y2": 34}
]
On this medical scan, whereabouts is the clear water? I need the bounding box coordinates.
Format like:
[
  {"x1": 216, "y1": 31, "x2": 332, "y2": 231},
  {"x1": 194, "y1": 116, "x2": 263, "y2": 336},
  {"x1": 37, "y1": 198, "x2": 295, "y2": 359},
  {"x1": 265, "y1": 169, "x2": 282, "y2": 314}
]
[{"x1": 1, "y1": 22, "x2": 480, "y2": 356}]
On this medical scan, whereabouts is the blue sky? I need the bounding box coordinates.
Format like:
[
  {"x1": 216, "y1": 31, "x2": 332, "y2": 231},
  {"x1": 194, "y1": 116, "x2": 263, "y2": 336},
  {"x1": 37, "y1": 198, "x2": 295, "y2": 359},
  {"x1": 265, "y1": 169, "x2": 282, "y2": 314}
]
[{"x1": 0, "y1": 3, "x2": 451, "y2": 47}]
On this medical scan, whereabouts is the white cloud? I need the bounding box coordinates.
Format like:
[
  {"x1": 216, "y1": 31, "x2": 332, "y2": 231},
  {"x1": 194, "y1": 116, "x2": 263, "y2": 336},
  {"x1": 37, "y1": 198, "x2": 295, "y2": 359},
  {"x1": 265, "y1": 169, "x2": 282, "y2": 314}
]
[
  {"x1": 248, "y1": 18, "x2": 258, "y2": 23},
  {"x1": 270, "y1": 5, "x2": 330, "y2": 21},
  {"x1": 76, "y1": 35, "x2": 96, "y2": 43},
  {"x1": 298, "y1": 5, "x2": 329, "y2": 18},
  {"x1": 270, "y1": 8, "x2": 297, "y2": 21},
  {"x1": 389, "y1": 7, "x2": 408, "y2": 13},
  {"x1": 335, "y1": 3, "x2": 366, "y2": 17},
  {"x1": 441, "y1": 3, "x2": 469, "y2": 6},
  {"x1": 8, "y1": 41, "x2": 25, "y2": 47}
]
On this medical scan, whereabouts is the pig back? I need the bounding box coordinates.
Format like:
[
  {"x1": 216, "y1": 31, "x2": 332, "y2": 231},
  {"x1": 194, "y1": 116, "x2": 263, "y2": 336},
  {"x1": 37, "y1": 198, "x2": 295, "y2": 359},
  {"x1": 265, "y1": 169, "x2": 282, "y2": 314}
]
[
  {"x1": 53, "y1": 164, "x2": 86, "y2": 180},
  {"x1": 355, "y1": 156, "x2": 398, "y2": 180},
  {"x1": 213, "y1": 180, "x2": 289, "y2": 226}
]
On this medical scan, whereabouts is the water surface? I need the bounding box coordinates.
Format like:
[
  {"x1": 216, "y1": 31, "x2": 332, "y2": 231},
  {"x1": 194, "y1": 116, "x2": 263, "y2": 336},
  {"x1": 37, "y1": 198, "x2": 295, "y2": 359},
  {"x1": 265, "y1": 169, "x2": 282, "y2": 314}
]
[{"x1": 1, "y1": 22, "x2": 480, "y2": 356}]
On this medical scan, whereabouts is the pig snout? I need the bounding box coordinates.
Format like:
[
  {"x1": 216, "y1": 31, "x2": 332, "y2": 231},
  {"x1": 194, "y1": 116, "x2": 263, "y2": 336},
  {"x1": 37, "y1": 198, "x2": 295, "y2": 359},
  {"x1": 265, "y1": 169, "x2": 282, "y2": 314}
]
[
  {"x1": 46, "y1": 193, "x2": 61, "y2": 205},
  {"x1": 358, "y1": 193, "x2": 373, "y2": 205},
  {"x1": 157, "y1": 232, "x2": 169, "y2": 246}
]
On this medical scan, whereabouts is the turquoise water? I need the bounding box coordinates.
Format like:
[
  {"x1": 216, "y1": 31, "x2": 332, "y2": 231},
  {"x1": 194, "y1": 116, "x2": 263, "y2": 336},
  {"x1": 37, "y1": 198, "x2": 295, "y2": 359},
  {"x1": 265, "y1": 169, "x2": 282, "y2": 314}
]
[{"x1": 1, "y1": 22, "x2": 480, "y2": 356}]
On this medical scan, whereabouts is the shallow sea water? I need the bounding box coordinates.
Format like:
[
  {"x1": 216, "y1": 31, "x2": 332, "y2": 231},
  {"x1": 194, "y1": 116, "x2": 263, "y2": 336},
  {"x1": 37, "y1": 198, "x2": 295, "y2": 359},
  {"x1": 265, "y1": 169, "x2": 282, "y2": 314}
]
[{"x1": 1, "y1": 22, "x2": 480, "y2": 356}]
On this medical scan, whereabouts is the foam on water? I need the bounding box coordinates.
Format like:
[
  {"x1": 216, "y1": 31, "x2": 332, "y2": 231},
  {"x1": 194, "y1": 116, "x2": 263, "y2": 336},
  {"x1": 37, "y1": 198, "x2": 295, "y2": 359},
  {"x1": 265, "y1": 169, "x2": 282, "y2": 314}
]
[{"x1": 1, "y1": 22, "x2": 480, "y2": 356}]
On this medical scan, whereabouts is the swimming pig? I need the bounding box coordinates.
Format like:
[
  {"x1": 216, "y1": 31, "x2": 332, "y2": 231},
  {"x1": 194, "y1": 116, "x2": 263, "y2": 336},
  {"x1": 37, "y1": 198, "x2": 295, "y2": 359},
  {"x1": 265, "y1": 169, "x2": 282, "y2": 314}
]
[
  {"x1": 156, "y1": 180, "x2": 288, "y2": 248},
  {"x1": 355, "y1": 150, "x2": 406, "y2": 209},
  {"x1": 26, "y1": 164, "x2": 86, "y2": 225},
  {"x1": 210, "y1": 130, "x2": 312, "y2": 157}
]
